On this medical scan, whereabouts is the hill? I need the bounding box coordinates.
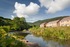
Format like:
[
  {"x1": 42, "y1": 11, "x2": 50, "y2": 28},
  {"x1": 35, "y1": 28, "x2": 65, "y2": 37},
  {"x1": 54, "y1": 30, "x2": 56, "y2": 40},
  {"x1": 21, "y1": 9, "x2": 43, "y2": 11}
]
[
  {"x1": 32, "y1": 16, "x2": 69, "y2": 26},
  {"x1": 0, "y1": 16, "x2": 11, "y2": 26}
]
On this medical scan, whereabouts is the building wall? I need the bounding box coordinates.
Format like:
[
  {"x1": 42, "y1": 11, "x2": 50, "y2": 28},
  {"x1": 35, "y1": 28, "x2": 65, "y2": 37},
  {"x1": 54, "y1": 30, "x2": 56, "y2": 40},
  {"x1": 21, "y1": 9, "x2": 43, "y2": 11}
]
[
  {"x1": 40, "y1": 17, "x2": 70, "y2": 28},
  {"x1": 46, "y1": 22, "x2": 58, "y2": 27},
  {"x1": 40, "y1": 23, "x2": 46, "y2": 28},
  {"x1": 60, "y1": 20, "x2": 70, "y2": 26},
  {"x1": 40, "y1": 24, "x2": 44, "y2": 28},
  {"x1": 46, "y1": 20, "x2": 59, "y2": 27},
  {"x1": 59, "y1": 17, "x2": 70, "y2": 26}
]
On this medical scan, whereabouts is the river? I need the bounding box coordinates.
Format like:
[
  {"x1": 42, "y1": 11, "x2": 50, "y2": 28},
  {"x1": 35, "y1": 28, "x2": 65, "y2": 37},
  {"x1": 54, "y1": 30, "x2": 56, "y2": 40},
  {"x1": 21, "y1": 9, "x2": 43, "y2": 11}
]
[{"x1": 25, "y1": 34, "x2": 70, "y2": 47}]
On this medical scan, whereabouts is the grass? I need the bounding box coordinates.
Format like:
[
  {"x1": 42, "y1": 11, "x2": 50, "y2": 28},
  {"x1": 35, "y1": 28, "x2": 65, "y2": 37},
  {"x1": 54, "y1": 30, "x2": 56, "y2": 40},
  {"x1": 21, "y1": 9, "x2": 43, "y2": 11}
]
[{"x1": 29, "y1": 27, "x2": 70, "y2": 40}]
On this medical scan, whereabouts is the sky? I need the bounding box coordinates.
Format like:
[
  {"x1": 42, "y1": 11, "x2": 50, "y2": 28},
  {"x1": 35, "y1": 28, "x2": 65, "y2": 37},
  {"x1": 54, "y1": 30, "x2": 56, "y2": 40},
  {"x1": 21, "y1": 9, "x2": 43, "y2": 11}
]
[{"x1": 0, "y1": 0, "x2": 70, "y2": 22}]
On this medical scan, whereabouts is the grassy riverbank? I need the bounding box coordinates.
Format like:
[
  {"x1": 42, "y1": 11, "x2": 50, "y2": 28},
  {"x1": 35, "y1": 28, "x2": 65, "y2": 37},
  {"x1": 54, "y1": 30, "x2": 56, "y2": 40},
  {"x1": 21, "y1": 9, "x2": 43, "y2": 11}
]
[
  {"x1": 0, "y1": 26, "x2": 28, "y2": 47},
  {"x1": 29, "y1": 27, "x2": 70, "y2": 40}
]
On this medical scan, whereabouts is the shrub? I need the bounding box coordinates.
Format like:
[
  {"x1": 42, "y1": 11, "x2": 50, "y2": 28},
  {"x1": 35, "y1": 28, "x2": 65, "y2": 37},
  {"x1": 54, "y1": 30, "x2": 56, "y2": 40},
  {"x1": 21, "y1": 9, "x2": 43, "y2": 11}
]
[{"x1": 0, "y1": 26, "x2": 28, "y2": 47}]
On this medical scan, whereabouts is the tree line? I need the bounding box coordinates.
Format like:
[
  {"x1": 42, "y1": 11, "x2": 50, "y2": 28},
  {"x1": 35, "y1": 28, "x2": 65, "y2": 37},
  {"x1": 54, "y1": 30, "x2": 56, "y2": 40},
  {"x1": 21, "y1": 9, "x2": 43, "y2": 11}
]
[{"x1": 0, "y1": 16, "x2": 31, "y2": 31}]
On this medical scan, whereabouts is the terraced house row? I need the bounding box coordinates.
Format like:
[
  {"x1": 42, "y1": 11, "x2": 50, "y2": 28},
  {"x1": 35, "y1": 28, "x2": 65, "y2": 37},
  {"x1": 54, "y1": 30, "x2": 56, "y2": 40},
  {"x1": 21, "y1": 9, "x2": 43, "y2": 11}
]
[{"x1": 40, "y1": 16, "x2": 70, "y2": 28}]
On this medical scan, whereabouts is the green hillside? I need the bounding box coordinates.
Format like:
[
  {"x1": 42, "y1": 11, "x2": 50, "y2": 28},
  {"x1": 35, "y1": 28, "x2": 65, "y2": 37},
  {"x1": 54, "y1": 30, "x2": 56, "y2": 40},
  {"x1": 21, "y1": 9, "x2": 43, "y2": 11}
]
[
  {"x1": 32, "y1": 16, "x2": 69, "y2": 26},
  {"x1": 0, "y1": 16, "x2": 11, "y2": 26}
]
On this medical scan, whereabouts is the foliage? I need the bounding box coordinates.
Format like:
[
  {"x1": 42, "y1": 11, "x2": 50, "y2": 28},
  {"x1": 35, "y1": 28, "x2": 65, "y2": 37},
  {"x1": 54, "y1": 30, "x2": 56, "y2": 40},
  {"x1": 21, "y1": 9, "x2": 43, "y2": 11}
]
[
  {"x1": 0, "y1": 16, "x2": 12, "y2": 26},
  {"x1": 22, "y1": 29, "x2": 27, "y2": 32},
  {"x1": 0, "y1": 16, "x2": 30, "y2": 47},
  {"x1": 11, "y1": 17, "x2": 30, "y2": 30},
  {"x1": 0, "y1": 16, "x2": 30, "y2": 31},
  {"x1": 0, "y1": 26, "x2": 28, "y2": 47},
  {"x1": 0, "y1": 26, "x2": 11, "y2": 33},
  {"x1": 29, "y1": 27, "x2": 70, "y2": 40}
]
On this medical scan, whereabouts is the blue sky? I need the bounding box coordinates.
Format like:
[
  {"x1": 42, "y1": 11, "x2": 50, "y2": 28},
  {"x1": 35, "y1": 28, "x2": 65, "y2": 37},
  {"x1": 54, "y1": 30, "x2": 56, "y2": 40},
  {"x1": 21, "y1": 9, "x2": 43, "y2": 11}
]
[{"x1": 0, "y1": 0, "x2": 70, "y2": 22}]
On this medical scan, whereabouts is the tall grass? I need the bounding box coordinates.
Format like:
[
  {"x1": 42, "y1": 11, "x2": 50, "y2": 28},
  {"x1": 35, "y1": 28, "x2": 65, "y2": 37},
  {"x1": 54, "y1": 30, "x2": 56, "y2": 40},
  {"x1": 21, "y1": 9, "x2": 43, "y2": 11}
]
[{"x1": 29, "y1": 27, "x2": 70, "y2": 40}]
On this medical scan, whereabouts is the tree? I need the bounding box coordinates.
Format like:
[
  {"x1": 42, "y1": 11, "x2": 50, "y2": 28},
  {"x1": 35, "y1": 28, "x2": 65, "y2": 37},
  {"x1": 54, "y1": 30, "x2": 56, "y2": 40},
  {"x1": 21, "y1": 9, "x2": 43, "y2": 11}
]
[
  {"x1": 11, "y1": 17, "x2": 30, "y2": 31},
  {"x1": 0, "y1": 16, "x2": 30, "y2": 31}
]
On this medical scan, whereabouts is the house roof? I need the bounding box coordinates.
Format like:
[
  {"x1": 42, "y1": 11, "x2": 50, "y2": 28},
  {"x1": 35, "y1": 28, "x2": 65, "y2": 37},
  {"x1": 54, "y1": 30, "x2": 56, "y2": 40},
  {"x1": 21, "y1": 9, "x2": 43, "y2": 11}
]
[
  {"x1": 40, "y1": 22, "x2": 47, "y2": 25},
  {"x1": 47, "y1": 20, "x2": 59, "y2": 24},
  {"x1": 60, "y1": 16, "x2": 70, "y2": 22}
]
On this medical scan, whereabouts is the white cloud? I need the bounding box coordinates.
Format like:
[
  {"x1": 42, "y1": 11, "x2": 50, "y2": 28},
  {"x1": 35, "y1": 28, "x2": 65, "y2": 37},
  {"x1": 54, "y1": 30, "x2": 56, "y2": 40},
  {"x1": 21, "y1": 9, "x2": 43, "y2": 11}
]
[
  {"x1": 13, "y1": 2, "x2": 40, "y2": 18},
  {"x1": 11, "y1": 15, "x2": 15, "y2": 20},
  {"x1": 39, "y1": 0, "x2": 70, "y2": 13}
]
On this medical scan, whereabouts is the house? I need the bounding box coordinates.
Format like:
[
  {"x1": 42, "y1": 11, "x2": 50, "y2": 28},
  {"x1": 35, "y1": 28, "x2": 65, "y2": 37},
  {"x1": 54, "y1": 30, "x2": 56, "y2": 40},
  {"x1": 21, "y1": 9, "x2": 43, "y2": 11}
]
[
  {"x1": 46, "y1": 20, "x2": 60, "y2": 27},
  {"x1": 59, "y1": 16, "x2": 70, "y2": 26},
  {"x1": 40, "y1": 22, "x2": 46, "y2": 28},
  {"x1": 40, "y1": 16, "x2": 70, "y2": 28}
]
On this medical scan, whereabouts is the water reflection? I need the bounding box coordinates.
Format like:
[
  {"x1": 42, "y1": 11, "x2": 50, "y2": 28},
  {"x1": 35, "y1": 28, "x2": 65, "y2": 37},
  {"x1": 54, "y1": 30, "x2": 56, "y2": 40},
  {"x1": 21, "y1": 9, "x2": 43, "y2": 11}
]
[
  {"x1": 25, "y1": 34, "x2": 47, "y2": 47},
  {"x1": 46, "y1": 40, "x2": 63, "y2": 47},
  {"x1": 25, "y1": 34, "x2": 70, "y2": 47}
]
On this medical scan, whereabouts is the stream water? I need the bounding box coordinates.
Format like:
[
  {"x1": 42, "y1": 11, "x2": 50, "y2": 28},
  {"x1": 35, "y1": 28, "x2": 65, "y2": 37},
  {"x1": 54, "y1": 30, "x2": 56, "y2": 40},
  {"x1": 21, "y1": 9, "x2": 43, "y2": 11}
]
[{"x1": 25, "y1": 34, "x2": 70, "y2": 47}]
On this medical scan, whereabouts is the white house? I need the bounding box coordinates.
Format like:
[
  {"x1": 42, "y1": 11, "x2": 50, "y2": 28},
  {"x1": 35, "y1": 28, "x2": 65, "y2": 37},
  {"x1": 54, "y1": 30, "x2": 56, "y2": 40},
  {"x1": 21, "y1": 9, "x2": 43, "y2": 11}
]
[
  {"x1": 40, "y1": 16, "x2": 70, "y2": 28},
  {"x1": 46, "y1": 20, "x2": 60, "y2": 27},
  {"x1": 40, "y1": 22, "x2": 46, "y2": 28},
  {"x1": 59, "y1": 16, "x2": 70, "y2": 26}
]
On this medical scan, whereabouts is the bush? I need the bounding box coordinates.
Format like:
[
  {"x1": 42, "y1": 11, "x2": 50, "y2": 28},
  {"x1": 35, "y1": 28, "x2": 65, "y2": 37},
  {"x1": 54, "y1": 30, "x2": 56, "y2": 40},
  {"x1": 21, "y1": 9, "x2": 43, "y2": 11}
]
[
  {"x1": 0, "y1": 26, "x2": 10, "y2": 33},
  {"x1": 0, "y1": 26, "x2": 28, "y2": 47}
]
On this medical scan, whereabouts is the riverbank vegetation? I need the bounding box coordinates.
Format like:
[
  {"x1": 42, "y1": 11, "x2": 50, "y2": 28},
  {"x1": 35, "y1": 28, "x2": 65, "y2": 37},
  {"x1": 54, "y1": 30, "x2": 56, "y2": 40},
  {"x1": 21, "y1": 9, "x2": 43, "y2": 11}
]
[
  {"x1": 0, "y1": 16, "x2": 31, "y2": 31},
  {"x1": 1, "y1": 16, "x2": 70, "y2": 47},
  {"x1": 0, "y1": 26, "x2": 28, "y2": 47},
  {"x1": 0, "y1": 16, "x2": 31, "y2": 47},
  {"x1": 29, "y1": 27, "x2": 70, "y2": 41}
]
